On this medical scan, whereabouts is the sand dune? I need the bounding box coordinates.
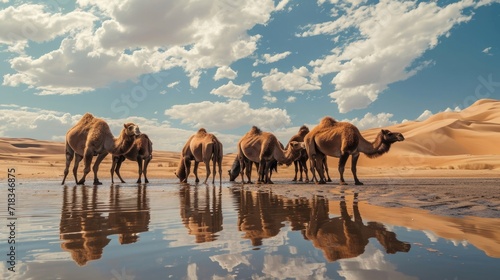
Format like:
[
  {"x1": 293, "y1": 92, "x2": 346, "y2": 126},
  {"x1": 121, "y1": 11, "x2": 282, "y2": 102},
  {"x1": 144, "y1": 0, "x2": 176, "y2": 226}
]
[{"x1": 0, "y1": 99, "x2": 499, "y2": 181}]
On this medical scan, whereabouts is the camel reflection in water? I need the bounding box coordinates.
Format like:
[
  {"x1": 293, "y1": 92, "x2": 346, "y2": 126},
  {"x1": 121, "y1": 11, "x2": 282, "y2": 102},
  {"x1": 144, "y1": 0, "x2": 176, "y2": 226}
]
[
  {"x1": 232, "y1": 188, "x2": 312, "y2": 246},
  {"x1": 304, "y1": 195, "x2": 411, "y2": 261},
  {"x1": 179, "y1": 185, "x2": 223, "y2": 243},
  {"x1": 59, "y1": 185, "x2": 150, "y2": 265},
  {"x1": 232, "y1": 189, "x2": 410, "y2": 261}
]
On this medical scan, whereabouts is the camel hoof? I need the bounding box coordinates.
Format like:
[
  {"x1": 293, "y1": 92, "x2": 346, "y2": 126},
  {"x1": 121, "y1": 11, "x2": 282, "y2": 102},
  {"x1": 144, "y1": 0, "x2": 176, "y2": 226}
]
[
  {"x1": 316, "y1": 180, "x2": 326, "y2": 185},
  {"x1": 327, "y1": 179, "x2": 332, "y2": 182},
  {"x1": 267, "y1": 181, "x2": 274, "y2": 184},
  {"x1": 195, "y1": 179, "x2": 200, "y2": 183},
  {"x1": 93, "y1": 180, "x2": 102, "y2": 185},
  {"x1": 145, "y1": 179, "x2": 149, "y2": 184},
  {"x1": 355, "y1": 181, "x2": 364, "y2": 185},
  {"x1": 136, "y1": 179, "x2": 141, "y2": 184},
  {"x1": 121, "y1": 180, "x2": 126, "y2": 183},
  {"x1": 339, "y1": 181, "x2": 348, "y2": 185},
  {"x1": 77, "y1": 179, "x2": 85, "y2": 185},
  {"x1": 305, "y1": 179, "x2": 309, "y2": 183}
]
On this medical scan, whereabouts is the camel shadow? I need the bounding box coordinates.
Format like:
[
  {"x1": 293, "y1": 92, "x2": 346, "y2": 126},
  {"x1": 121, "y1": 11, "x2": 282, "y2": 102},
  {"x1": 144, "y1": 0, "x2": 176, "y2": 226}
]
[{"x1": 59, "y1": 185, "x2": 150, "y2": 266}]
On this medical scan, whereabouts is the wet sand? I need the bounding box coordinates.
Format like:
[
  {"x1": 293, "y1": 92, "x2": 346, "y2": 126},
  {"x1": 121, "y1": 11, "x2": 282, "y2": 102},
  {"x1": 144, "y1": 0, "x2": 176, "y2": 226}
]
[{"x1": 239, "y1": 177, "x2": 500, "y2": 218}]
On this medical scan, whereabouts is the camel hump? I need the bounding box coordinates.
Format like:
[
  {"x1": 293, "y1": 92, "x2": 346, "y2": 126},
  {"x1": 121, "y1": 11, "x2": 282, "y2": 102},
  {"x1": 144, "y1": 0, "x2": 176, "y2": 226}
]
[
  {"x1": 249, "y1": 126, "x2": 262, "y2": 134},
  {"x1": 319, "y1": 116, "x2": 337, "y2": 127},
  {"x1": 197, "y1": 128, "x2": 207, "y2": 134},
  {"x1": 76, "y1": 112, "x2": 96, "y2": 125},
  {"x1": 299, "y1": 125, "x2": 309, "y2": 132}
]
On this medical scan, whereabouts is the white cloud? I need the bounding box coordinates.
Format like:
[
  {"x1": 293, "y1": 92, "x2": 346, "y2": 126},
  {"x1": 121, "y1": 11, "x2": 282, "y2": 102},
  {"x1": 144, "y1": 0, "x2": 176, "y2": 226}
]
[
  {"x1": 2, "y1": 0, "x2": 276, "y2": 93},
  {"x1": 304, "y1": 0, "x2": 476, "y2": 113},
  {"x1": 210, "y1": 81, "x2": 250, "y2": 99},
  {"x1": 286, "y1": 96, "x2": 296, "y2": 103},
  {"x1": 275, "y1": 0, "x2": 292, "y2": 11},
  {"x1": 343, "y1": 112, "x2": 397, "y2": 130},
  {"x1": 482, "y1": 47, "x2": 492, "y2": 55},
  {"x1": 416, "y1": 110, "x2": 433, "y2": 122},
  {"x1": 165, "y1": 100, "x2": 291, "y2": 131},
  {"x1": 214, "y1": 66, "x2": 237, "y2": 80},
  {"x1": 0, "y1": 4, "x2": 96, "y2": 51},
  {"x1": 167, "y1": 81, "x2": 180, "y2": 88},
  {"x1": 262, "y1": 67, "x2": 321, "y2": 92},
  {"x1": 263, "y1": 93, "x2": 278, "y2": 103},
  {"x1": 254, "y1": 51, "x2": 292, "y2": 66}
]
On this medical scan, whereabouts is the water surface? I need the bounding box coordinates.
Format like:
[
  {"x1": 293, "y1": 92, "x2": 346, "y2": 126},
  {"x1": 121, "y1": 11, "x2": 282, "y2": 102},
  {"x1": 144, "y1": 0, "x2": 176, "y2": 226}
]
[{"x1": 1, "y1": 180, "x2": 499, "y2": 279}]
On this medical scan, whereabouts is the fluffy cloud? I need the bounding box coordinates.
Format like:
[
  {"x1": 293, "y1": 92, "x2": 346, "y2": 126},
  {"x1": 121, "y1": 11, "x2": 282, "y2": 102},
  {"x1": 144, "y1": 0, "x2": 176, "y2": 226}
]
[
  {"x1": 2, "y1": 0, "x2": 276, "y2": 93},
  {"x1": 165, "y1": 100, "x2": 291, "y2": 131},
  {"x1": 0, "y1": 4, "x2": 96, "y2": 52},
  {"x1": 254, "y1": 51, "x2": 292, "y2": 66},
  {"x1": 214, "y1": 66, "x2": 237, "y2": 80},
  {"x1": 343, "y1": 112, "x2": 398, "y2": 131},
  {"x1": 304, "y1": 0, "x2": 476, "y2": 113},
  {"x1": 261, "y1": 67, "x2": 321, "y2": 92},
  {"x1": 210, "y1": 81, "x2": 250, "y2": 99}
]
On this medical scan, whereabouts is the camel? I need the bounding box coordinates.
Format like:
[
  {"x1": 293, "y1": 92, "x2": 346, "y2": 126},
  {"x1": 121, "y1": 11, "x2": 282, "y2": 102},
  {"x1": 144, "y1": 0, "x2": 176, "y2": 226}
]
[
  {"x1": 228, "y1": 156, "x2": 278, "y2": 181},
  {"x1": 304, "y1": 116, "x2": 404, "y2": 185},
  {"x1": 61, "y1": 113, "x2": 141, "y2": 185},
  {"x1": 237, "y1": 126, "x2": 305, "y2": 184},
  {"x1": 175, "y1": 128, "x2": 223, "y2": 184},
  {"x1": 288, "y1": 125, "x2": 331, "y2": 183},
  {"x1": 110, "y1": 133, "x2": 153, "y2": 184}
]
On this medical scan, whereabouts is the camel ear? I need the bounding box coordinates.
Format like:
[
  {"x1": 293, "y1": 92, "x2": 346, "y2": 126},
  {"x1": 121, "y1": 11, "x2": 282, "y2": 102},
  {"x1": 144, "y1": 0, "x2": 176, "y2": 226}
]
[
  {"x1": 381, "y1": 129, "x2": 389, "y2": 134},
  {"x1": 124, "y1": 123, "x2": 128, "y2": 129}
]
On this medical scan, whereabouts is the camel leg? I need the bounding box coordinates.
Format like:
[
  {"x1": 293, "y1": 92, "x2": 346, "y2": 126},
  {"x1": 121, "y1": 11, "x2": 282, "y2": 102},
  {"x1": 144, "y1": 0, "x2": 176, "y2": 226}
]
[
  {"x1": 314, "y1": 155, "x2": 326, "y2": 184},
  {"x1": 143, "y1": 156, "x2": 151, "y2": 184},
  {"x1": 301, "y1": 158, "x2": 309, "y2": 183},
  {"x1": 136, "y1": 157, "x2": 143, "y2": 184},
  {"x1": 265, "y1": 161, "x2": 273, "y2": 184},
  {"x1": 324, "y1": 157, "x2": 332, "y2": 182},
  {"x1": 246, "y1": 161, "x2": 253, "y2": 184},
  {"x1": 115, "y1": 156, "x2": 126, "y2": 183},
  {"x1": 92, "y1": 152, "x2": 107, "y2": 185},
  {"x1": 72, "y1": 154, "x2": 83, "y2": 184},
  {"x1": 257, "y1": 159, "x2": 266, "y2": 184},
  {"x1": 204, "y1": 159, "x2": 211, "y2": 184},
  {"x1": 110, "y1": 156, "x2": 117, "y2": 184},
  {"x1": 183, "y1": 159, "x2": 191, "y2": 183},
  {"x1": 338, "y1": 153, "x2": 349, "y2": 185},
  {"x1": 62, "y1": 144, "x2": 74, "y2": 185},
  {"x1": 292, "y1": 161, "x2": 298, "y2": 182},
  {"x1": 351, "y1": 153, "x2": 363, "y2": 185},
  {"x1": 77, "y1": 151, "x2": 92, "y2": 185},
  {"x1": 193, "y1": 161, "x2": 200, "y2": 183}
]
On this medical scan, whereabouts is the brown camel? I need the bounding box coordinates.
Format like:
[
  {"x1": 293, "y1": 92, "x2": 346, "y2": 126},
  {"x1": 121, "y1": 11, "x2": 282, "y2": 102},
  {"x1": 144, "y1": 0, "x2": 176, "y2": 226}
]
[
  {"x1": 304, "y1": 117, "x2": 404, "y2": 185},
  {"x1": 111, "y1": 134, "x2": 153, "y2": 184},
  {"x1": 237, "y1": 126, "x2": 305, "y2": 184},
  {"x1": 61, "y1": 113, "x2": 141, "y2": 185},
  {"x1": 288, "y1": 125, "x2": 331, "y2": 183},
  {"x1": 175, "y1": 128, "x2": 223, "y2": 184}
]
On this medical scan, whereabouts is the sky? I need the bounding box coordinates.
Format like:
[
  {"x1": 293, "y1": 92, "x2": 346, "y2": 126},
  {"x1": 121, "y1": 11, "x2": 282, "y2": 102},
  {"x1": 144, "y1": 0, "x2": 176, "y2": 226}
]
[{"x1": 0, "y1": 0, "x2": 499, "y2": 153}]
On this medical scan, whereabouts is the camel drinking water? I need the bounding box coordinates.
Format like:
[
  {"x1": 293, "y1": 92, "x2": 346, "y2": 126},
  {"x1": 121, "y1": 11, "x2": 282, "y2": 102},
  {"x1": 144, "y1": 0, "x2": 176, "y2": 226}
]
[
  {"x1": 175, "y1": 128, "x2": 223, "y2": 184},
  {"x1": 61, "y1": 113, "x2": 141, "y2": 185}
]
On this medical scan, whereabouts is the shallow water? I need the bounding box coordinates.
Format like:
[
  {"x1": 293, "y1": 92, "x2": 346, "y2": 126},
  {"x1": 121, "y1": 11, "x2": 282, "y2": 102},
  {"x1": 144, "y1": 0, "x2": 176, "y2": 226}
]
[{"x1": 1, "y1": 180, "x2": 499, "y2": 280}]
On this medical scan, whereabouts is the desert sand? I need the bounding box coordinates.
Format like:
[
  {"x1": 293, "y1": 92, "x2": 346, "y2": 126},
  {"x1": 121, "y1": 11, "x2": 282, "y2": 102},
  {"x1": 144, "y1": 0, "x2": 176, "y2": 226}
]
[{"x1": 1, "y1": 99, "x2": 499, "y2": 219}]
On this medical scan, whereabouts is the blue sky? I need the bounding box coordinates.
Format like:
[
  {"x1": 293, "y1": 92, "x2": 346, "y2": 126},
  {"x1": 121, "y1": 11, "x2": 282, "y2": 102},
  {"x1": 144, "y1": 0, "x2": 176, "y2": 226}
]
[{"x1": 0, "y1": 0, "x2": 499, "y2": 152}]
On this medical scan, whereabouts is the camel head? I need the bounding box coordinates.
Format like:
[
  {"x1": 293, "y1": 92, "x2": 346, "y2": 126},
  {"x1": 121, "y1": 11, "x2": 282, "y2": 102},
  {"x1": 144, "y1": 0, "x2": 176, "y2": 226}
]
[
  {"x1": 381, "y1": 129, "x2": 405, "y2": 144},
  {"x1": 124, "y1": 123, "x2": 141, "y2": 136}
]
